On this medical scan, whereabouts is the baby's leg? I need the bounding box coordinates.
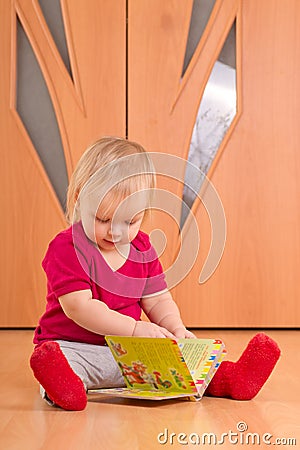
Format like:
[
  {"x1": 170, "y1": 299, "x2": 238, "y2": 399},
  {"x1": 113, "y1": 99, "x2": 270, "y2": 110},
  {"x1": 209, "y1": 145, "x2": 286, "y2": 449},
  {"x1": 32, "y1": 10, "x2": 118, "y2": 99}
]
[
  {"x1": 56, "y1": 340, "x2": 125, "y2": 390},
  {"x1": 205, "y1": 333, "x2": 281, "y2": 400},
  {"x1": 30, "y1": 340, "x2": 125, "y2": 411},
  {"x1": 30, "y1": 341, "x2": 87, "y2": 411}
]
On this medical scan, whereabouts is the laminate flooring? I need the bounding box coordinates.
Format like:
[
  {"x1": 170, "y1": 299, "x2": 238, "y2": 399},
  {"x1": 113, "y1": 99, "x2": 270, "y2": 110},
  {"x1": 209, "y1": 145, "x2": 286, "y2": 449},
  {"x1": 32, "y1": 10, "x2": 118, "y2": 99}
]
[{"x1": 0, "y1": 329, "x2": 299, "y2": 449}]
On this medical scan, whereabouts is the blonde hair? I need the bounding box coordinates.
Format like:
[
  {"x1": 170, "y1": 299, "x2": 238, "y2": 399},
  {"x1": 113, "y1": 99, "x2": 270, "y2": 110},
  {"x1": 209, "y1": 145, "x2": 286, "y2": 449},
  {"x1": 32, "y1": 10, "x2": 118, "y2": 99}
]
[{"x1": 66, "y1": 136, "x2": 156, "y2": 224}]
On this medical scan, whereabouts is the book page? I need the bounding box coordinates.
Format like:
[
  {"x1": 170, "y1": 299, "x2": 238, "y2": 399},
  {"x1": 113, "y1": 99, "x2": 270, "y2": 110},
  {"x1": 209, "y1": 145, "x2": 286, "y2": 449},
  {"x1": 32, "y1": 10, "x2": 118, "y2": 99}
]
[
  {"x1": 177, "y1": 339, "x2": 225, "y2": 393},
  {"x1": 89, "y1": 387, "x2": 194, "y2": 401},
  {"x1": 105, "y1": 336, "x2": 197, "y2": 396}
]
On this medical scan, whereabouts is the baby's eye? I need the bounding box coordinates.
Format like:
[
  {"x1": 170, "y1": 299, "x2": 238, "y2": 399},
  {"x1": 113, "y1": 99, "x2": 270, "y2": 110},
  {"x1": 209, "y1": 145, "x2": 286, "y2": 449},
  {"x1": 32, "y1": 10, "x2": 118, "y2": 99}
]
[{"x1": 96, "y1": 217, "x2": 110, "y2": 224}]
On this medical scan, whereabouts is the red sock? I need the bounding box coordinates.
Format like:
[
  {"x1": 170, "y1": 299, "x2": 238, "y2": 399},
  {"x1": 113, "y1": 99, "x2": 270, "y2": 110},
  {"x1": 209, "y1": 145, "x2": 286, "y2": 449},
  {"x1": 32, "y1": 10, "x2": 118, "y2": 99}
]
[
  {"x1": 30, "y1": 341, "x2": 87, "y2": 411},
  {"x1": 205, "y1": 333, "x2": 281, "y2": 400}
]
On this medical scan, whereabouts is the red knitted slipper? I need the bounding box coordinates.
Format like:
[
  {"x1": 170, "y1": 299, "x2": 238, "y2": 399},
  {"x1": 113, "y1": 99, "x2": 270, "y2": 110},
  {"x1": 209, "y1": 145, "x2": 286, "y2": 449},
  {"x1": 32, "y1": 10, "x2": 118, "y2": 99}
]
[
  {"x1": 205, "y1": 333, "x2": 281, "y2": 400},
  {"x1": 30, "y1": 341, "x2": 87, "y2": 411}
]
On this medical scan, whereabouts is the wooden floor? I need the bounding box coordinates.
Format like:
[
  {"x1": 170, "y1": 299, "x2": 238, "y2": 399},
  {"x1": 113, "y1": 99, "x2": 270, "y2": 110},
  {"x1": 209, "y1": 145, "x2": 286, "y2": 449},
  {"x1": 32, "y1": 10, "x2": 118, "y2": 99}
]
[{"x1": 0, "y1": 329, "x2": 299, "y2": 449}]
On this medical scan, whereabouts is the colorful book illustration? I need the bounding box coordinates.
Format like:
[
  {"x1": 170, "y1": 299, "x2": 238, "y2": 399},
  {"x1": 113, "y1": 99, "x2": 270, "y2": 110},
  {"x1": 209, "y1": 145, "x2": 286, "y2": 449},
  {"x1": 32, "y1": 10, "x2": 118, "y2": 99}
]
[{"x1": 89, "y1": 336, "x2": 226, "y2": 401}]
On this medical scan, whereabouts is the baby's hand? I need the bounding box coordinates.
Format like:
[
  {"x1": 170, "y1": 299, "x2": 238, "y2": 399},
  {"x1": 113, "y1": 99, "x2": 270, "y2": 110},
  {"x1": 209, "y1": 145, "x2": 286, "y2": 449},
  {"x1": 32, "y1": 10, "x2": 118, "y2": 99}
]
[
  {"x1": 133, "y1": 321, "x2": 176, "y2": 338},
  {"x1": 172, "y1": 326, "x2": 197, "y2": 339}
]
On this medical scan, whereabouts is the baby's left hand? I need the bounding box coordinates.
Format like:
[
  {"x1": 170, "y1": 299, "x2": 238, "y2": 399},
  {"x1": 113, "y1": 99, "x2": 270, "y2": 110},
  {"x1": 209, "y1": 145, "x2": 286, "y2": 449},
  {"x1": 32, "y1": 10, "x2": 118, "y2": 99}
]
[{"x1": 172, "y1": 326, "x2": 197, "y2": 339}]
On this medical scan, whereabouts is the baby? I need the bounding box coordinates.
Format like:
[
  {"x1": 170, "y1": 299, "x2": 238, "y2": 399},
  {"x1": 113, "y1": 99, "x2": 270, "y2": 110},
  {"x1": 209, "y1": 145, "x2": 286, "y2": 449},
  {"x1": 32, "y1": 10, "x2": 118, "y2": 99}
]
[{"x1": 30, "y1": 137, "x2": 280, "y2": 410}]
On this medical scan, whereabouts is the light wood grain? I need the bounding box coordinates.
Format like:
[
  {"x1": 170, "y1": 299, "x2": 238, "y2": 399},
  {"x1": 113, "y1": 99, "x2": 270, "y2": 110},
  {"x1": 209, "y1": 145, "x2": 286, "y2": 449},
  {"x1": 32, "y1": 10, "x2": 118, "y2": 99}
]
[
  {"x1": 128, "y1": 0, "x2": 239, "y2": 269},
  {"x1": 129, "y1": 0, "x2": 300, "y2": 327},
  {"x1": 0, "y1": 0, "x2": 126, "y2": 326},
  {"x1": 0, "y1": 330, "x2": 299, "y2": 449},
  {"x1": 2, "y1": 0, "x2": 300, "y2": 328},
  {"x1": 173, "y1": 0, "x2": 300, "y2": 327}
]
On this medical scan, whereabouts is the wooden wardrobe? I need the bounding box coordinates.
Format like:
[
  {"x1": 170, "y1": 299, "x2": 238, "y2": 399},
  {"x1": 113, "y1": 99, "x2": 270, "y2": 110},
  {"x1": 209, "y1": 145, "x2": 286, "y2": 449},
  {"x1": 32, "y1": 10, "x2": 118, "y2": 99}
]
[{"x1": 1, "y1": 0, "x2": 299, "y2": 327}]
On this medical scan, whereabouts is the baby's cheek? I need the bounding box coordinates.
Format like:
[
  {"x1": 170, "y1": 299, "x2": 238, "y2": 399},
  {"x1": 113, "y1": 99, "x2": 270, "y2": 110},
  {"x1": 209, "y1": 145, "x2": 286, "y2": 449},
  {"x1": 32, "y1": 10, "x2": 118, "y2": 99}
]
[
  {"x1": 82, "y1": 218, "x2": 102, "y2": 244},
  {"x1": 129, "y1": 225, "x2": 140, "y2": 242}
]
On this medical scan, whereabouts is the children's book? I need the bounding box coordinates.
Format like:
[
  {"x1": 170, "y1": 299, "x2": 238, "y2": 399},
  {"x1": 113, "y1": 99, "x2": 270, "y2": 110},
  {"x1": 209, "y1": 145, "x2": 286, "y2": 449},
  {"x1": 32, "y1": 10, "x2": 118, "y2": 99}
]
[{"x1": 89, "y1": 336, "x2": 226, "y2": 401}]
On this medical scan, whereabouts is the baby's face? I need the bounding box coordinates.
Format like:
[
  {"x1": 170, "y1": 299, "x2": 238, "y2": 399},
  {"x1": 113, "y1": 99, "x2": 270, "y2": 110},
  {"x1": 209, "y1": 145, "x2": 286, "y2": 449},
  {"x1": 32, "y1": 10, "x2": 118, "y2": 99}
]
[
  {"x1": 94, "y1": 208, "x2": 145, "y2": 251},
  {"x1": 81, "y1": 191, "x2": 147, "y2": 252}
]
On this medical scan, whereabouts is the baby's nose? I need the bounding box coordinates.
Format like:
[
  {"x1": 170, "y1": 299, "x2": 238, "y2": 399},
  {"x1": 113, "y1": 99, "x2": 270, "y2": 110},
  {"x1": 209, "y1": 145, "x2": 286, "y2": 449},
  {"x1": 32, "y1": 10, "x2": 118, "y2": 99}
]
[{"x1": 109, "y1": 223, "x2": 124, "y2": 239}]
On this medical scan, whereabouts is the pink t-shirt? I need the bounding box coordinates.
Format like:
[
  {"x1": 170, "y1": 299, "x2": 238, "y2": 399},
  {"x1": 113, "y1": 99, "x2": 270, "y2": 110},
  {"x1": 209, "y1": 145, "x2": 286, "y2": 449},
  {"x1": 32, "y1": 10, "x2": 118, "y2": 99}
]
[{"x1": 34, "y1": 222, "x2": 167, "y2": 346}]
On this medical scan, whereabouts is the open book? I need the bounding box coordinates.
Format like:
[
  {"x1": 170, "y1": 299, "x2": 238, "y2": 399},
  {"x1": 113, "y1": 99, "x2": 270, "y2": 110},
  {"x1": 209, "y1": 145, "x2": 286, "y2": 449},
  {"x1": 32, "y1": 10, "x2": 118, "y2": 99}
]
[{"x1": 89, "y1": 336, "x2": 226, "y2": 401}]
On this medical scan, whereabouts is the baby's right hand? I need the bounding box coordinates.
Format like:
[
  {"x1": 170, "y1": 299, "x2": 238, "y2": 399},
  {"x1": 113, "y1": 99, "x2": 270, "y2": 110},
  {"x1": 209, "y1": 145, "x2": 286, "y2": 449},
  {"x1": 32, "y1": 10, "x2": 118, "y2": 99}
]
[{"x1": 133, "y1": 321, "x2": 176, "y2": 338}]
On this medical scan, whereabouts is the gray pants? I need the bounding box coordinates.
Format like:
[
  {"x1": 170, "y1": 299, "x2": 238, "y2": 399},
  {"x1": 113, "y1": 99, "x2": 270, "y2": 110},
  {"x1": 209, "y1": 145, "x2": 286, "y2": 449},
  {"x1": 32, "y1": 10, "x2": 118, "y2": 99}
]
[{"x1": 40, "y1": 340, "x2": 125, "y2": 404}]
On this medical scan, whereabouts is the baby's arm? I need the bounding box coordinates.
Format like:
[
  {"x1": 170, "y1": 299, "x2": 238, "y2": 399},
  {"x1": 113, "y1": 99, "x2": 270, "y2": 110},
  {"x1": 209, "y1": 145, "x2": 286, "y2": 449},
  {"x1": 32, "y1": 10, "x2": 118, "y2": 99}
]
[
  {"x1": 59, "y1": 289, "x2": 174, "y2": 338},
  {"x1": 141, "y1": 291, "x2": 196, "y2": 339}
]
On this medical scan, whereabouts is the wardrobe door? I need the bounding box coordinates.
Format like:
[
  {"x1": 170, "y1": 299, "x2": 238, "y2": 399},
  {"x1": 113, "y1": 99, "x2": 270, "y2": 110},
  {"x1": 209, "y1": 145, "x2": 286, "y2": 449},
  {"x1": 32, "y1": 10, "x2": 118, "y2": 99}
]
[
  {"x1": 0, "y1": 0, "x2": 126, "y2": 326},
  {"x1": 2, "y1": 0, "x2": 299, "y2": 328},
  {"x1": 128, "y1": 0, "x2": 300, "y2": 327}
]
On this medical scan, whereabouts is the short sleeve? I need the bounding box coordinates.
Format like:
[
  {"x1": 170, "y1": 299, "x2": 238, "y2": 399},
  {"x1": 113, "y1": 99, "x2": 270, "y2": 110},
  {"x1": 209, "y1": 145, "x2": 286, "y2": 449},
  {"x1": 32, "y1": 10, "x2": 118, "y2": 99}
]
[{"x1": 42, "y1": 232, "x2": 92, "y2": 298}]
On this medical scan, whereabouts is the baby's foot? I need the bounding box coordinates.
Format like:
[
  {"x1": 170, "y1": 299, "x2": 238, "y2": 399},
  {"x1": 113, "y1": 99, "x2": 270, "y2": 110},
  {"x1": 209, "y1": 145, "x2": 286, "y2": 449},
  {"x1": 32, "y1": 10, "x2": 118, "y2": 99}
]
[
  {"x1": 205, "y1": 333, "x2": 281, "y2": 400},
  {"x1": 30, "y1": 341, "x2": 87, "y2": 410}
]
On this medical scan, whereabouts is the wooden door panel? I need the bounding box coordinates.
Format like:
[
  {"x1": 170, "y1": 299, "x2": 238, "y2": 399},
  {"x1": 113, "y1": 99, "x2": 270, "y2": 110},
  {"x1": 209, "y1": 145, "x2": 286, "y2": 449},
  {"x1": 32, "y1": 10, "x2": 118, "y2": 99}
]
[
  {"x1": 175, "y1": 0, "x2": 300, "y2": 327},
  {"x1": 1, "y1": 0, "x2": 299, "y2": 328},
  {"x1": 128, "y1": 0, "x2": 300, "y2": 327},
  {"x1": 0, "y1": 0, "x2": 126, "y2": 326}
]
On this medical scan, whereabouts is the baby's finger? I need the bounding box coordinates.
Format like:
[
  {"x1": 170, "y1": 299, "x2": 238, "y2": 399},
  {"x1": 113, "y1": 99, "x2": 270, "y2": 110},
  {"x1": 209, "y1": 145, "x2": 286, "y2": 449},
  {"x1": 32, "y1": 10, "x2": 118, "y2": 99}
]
[
  {"x1": 186, "y1": 330, "x2": 197, "y2": 339},
  {"x1": 160, "y1": 327, "x2": 176, "y2": 339}
]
